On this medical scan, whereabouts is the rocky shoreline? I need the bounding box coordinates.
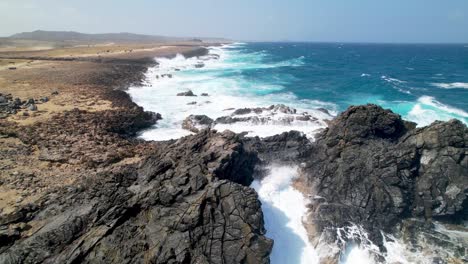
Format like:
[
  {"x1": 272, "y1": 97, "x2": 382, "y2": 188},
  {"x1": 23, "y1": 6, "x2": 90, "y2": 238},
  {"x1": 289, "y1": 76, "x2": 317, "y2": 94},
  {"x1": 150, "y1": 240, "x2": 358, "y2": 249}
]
[{"x1": 0, "y1": 46, "x2": 467, "y2": 264}]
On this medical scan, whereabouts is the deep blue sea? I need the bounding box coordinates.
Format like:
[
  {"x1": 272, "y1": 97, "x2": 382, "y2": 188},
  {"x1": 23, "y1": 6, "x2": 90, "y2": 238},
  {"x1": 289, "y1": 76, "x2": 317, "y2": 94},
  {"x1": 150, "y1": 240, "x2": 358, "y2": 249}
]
[
  {"x1": 230, "y1": 42, "x2": 468, "y2": 124},
  {"x1": 131, "y1": 42, "x2": 468, "y2": 140}
]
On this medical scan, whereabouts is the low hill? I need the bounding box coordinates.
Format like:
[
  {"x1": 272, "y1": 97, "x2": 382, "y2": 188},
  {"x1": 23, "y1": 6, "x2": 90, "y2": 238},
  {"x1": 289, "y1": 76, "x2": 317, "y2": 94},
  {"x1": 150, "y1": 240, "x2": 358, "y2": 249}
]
[{"x1": 9, "y1": 30, "x2": 227, "y2": 43}]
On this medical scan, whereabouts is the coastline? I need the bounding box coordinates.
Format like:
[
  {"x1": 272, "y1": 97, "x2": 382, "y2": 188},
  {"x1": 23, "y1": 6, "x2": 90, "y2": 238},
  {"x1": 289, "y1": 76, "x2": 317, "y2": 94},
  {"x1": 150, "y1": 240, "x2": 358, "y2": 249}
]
[{"x1": 1, "y1": 42, "x2": 466, "y2": 264}]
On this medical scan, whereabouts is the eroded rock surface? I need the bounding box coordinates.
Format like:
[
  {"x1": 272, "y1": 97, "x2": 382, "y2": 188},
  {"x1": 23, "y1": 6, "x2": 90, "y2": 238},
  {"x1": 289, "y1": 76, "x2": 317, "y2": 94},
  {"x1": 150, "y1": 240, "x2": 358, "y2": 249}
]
[{"x1": 0, "y1": 130, "x2": 271, "y2": 264}]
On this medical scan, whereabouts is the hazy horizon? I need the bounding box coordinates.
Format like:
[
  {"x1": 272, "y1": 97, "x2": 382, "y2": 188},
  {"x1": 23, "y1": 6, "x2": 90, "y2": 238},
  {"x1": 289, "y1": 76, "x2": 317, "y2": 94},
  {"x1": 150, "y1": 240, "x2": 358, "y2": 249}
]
[{"x1": 1, "y1": 0, "x2": 468, "y2": 43}]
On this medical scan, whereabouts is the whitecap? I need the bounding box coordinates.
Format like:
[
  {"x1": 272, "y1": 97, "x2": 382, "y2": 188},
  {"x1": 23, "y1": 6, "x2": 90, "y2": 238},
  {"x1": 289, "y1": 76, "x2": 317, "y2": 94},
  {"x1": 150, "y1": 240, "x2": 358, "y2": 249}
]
[
  {"x1": 431, "y1": 82, "x2": 468, "y2": 89},
  {"x1": 381, "y1": 75, "x2": 407, "y2": 84}
]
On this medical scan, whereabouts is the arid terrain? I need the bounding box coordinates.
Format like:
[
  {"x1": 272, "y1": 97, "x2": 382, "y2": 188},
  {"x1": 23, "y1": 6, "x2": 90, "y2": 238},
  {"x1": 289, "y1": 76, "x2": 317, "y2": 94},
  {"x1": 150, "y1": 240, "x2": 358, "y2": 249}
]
[{"x1": 0, "y1": 40, "x2": 211, "y2": 220}]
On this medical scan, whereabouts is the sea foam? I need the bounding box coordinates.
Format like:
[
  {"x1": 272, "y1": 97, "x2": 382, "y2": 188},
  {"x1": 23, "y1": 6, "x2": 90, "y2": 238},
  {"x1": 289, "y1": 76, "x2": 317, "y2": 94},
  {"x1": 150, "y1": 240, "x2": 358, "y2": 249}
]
[
  {"x1": 251, "y1": 166, "x2": 319, "y2": 264},
  {"x1": 128, "y1": 44, "x2": 333, "y2": 141}
]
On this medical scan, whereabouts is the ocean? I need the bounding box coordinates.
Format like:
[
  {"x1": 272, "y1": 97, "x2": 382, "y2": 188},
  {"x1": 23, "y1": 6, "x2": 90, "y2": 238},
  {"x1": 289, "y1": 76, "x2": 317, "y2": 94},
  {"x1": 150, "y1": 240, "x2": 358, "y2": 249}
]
[{"x1": 128, "y1": 42, "x2": 468, "y2": 264}]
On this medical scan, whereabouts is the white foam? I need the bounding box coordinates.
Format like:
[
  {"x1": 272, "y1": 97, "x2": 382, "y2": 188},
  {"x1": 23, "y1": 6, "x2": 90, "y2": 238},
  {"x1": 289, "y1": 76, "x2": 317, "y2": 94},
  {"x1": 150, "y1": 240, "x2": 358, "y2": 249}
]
[
  {"x1": 406, "y1": 96, "x2": 468, "y2": 127},
  {"x1": 128, "y1": 44, "x2": 334, "y2": 141},
  {"x1": 381, "y1": 75, "x2": 407, "y2": 84},
  {"x1": 251, "y1": 166, "x2": 319, "y2": 264},
  {"x1": 431, "y1": 82, "x2": 468, "y2": 89}
]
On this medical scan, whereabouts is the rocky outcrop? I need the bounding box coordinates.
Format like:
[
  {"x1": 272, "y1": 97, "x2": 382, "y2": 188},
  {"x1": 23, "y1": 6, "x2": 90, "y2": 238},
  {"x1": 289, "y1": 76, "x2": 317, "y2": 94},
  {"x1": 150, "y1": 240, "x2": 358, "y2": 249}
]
[
  {"x1": 214, "y1": 104, "x2": 330, "y2": 127},
  {"x1": 299, "y1": 104, "x2": 467, "y2": 259},
  {"x1": 0, "y1": 130, "x2": 271, "y2": 264},
  {"x1": 182, "y1": 114, "x2": 214, "y2": 133}
]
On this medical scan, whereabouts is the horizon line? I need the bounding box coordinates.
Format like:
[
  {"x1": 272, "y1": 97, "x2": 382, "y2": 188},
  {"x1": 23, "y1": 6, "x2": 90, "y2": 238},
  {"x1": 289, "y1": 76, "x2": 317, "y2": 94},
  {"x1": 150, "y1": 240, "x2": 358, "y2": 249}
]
[{"x1": 1, "y1": 30, "x2": 467, "y2": 45}]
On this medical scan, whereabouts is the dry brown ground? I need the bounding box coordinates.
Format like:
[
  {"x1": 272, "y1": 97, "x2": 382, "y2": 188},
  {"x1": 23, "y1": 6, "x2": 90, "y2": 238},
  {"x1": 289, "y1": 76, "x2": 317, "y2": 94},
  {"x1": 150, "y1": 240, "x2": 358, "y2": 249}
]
[{"x1": 0, "y1": 42, "x2": 208, "y2": 218}]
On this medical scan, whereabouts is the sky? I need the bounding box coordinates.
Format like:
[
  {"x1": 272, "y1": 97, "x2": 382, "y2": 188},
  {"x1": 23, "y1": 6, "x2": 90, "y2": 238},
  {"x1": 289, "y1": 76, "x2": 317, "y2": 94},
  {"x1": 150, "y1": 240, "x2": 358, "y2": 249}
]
[{"x1": 1, "y1": 0, "x2": 468, "y2": 43}]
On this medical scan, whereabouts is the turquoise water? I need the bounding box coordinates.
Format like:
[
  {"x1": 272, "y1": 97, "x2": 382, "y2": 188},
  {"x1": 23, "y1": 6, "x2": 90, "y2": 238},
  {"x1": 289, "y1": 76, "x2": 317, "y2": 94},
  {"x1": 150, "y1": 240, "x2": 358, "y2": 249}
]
[
  {"x1": 129, "y1": 42, "x2": 468, "y2": 140},
  {"x1": 220, "y1": 42, "x2": 468, "y2": 125}
]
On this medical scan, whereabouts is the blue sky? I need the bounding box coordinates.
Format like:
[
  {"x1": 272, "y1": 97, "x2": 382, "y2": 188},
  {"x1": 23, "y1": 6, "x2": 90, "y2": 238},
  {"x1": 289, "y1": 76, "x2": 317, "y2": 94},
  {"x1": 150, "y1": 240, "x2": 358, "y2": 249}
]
[{"x1": 1, "y1": 0, "x2": 467, "y2": 43}]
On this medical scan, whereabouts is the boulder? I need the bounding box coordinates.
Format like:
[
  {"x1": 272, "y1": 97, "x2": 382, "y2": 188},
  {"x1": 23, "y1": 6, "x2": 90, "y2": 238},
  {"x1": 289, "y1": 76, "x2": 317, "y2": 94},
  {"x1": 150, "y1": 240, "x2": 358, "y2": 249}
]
[
  {"x1": 27, "y1": 104, "x2": 37, "y2": 111},
  {"x1": 182, "y1": 115, "x2": 214, "y2": 133},
  {"x1": 177, "y1": 90, "x2": 197, "y2": 96}
]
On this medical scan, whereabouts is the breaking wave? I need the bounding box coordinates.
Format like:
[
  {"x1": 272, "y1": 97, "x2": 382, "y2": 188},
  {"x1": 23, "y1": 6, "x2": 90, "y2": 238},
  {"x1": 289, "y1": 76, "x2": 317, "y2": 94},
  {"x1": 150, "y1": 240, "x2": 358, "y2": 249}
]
[{"x1": 128, "y1": 44, "x2": 333, "y2": 141}]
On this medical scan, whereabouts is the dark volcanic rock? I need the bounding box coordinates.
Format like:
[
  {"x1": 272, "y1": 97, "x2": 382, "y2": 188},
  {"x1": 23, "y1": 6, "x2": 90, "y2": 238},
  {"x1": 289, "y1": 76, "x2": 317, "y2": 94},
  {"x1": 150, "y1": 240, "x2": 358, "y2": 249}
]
[
  {"x1": 0, "y1": 130, "x2": 271, "y2": 264},
  {"x1": 177, "y1": 90, "x2": 197, "y2": 97},
  {"x1": 243, "y1": 131, "x2": 312, "y2": 164},
  {"x1": 215, "y1": 104, "x2": 325, "y2": 127},
  {"x1": 300, "y1": 104, "x2": 468, "y2": 250},
  {"x1": 182, "y1": 114, "x2": 214, "y2": 133}
]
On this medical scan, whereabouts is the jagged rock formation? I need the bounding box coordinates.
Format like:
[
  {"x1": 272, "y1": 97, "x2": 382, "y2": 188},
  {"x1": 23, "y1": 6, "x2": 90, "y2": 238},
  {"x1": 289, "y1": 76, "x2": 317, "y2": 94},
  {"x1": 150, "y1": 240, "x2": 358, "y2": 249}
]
[
  {"x1": 242, "y1": 131, "x2": 312, "y2": 164},
  {"x1": 299, "y1": 104, "x2": 467, "y2": 260},
  {"x1": 0, "y1": 130, "x2": 272, "y2": 264},
  {"x1": 2, "y1": 101, "x2": 466, "y2": 264}
]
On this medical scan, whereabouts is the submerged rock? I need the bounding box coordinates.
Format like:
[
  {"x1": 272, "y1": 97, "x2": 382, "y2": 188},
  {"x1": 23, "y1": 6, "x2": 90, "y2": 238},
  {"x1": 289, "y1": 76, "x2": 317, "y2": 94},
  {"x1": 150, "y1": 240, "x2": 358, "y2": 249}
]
[
  {"x1": 215, "y1": 104, "x2": 325, "y2": 127},
  {"x1": 177, "y1": 90, "x2": 197, "y2": 96}
]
